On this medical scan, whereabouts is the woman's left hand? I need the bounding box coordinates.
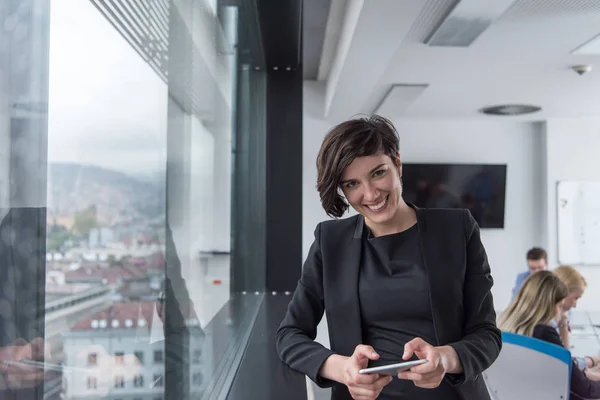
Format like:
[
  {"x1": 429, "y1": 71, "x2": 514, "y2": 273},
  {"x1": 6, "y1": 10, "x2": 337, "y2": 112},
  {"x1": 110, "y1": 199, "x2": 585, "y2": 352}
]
[{"x1": 397, "y1": 338, "x2": 460, "y2": 389}]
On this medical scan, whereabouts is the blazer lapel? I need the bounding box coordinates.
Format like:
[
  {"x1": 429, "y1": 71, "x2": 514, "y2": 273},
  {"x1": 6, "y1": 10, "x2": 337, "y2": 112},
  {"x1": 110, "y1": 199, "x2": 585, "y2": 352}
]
[
  {"x1": 328, "y1": 216, "x2": 364, "y2": 356},
  {"x1": 414, "y1": 206, "x2": 457, "y2": 346}
]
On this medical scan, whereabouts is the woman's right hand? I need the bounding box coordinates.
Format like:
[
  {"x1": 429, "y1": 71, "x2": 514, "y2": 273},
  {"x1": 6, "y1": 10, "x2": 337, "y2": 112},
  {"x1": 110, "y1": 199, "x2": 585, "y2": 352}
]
[{"x1": 342, "y1": 345, "x2": 393, "y2": 400}]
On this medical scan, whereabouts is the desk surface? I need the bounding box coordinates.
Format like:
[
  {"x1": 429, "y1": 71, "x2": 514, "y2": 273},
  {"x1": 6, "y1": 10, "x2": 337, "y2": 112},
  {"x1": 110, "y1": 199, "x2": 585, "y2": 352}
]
[{"x1": 568, "y1": 311, "x2": 600, "y2": 358}]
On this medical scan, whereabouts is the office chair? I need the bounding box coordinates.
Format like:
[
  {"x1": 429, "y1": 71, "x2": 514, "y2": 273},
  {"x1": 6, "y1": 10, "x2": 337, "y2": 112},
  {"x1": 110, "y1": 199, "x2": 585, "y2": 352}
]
[{"x1": 483, "y1": 331, "x2": 571, "y2": 400}]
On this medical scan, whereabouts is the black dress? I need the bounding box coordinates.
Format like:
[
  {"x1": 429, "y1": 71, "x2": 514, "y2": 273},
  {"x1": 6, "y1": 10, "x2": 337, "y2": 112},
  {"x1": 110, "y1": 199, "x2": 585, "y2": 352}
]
[
  {"x1": 533, "y1": 324, "x2": 600, "y2": 400},
  {"x1": 359, "y1": 223, "x2": 461, "y2": 399}
]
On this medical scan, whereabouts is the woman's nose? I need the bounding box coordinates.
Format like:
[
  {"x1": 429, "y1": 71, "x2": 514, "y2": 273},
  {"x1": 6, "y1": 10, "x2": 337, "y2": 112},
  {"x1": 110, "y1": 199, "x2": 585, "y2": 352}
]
[{"x1": 363, "y1": 184, "x2": 379, "y2": 202}]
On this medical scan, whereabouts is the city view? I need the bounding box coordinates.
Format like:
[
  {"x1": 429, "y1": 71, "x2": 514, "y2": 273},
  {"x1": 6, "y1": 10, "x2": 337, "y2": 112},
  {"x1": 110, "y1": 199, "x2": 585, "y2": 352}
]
[
  {"x1": 43, "y1": 162, "x2": 207, "y2": 400},
  {"x1": 43, "y1": 0, "x2": 208, "y2": 398}
]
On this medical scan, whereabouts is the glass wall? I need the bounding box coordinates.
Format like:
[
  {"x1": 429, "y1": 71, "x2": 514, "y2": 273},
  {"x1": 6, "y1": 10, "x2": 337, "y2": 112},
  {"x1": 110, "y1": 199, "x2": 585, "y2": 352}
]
[{"x1": 0, "y1": 0, "x2": 265, "y2": 399}]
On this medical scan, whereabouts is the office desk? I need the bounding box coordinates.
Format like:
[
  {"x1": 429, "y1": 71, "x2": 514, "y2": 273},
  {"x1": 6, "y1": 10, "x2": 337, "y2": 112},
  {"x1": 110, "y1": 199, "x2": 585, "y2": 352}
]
[{"x1": 569, "y1": 311, "x2": 600, "y2": 358}]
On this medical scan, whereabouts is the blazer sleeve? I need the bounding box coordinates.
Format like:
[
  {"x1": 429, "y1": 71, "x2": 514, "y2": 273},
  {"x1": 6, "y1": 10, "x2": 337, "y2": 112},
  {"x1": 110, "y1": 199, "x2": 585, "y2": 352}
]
[
  {"x1": 447, "y1": 210, "x2": 502, "y2": 384},
  {"x1": 275, "y1": 223, "x2": 336, "y2": 388}
]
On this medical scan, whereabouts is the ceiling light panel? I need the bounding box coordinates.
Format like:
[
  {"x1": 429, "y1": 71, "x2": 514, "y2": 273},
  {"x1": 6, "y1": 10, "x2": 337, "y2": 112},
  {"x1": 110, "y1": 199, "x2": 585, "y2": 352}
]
[
  {"x1": 572, "y1": 33, "x2": 600, "y2": 55},
  {"x1": 375, "y1": 84, "x2": 429, "y2": 118},
  {"x1": 426, "y1": 0, "x2": 518, "y2": 47}
]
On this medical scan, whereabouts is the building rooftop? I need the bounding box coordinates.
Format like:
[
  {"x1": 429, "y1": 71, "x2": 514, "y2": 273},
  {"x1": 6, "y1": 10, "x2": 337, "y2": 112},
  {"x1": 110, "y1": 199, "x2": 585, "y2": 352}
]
[
  {"x1": 65, "y1": 253, "x2": 164, "y2": 284},
  {"x1": 70, "y1": 301, "x2": 157, "y2": 331}
]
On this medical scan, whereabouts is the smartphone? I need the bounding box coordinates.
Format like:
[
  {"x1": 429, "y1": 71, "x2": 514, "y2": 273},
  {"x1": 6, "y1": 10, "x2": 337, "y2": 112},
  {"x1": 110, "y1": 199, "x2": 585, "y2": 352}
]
[{"x1": 359, "y1": 359, "x2": 428, "y2": 376}]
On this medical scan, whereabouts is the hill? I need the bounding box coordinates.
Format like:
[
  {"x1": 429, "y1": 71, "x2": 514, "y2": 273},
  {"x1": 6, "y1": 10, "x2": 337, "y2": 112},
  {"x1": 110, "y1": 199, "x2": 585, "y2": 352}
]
[{"x1": 47, "y1": 163, "x2": 165, "y2": 227}]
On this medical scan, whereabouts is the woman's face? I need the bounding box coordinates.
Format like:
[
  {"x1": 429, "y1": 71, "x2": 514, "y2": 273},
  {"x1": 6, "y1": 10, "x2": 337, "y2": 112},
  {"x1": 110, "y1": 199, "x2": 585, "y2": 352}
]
[
  {"x1": 340, "y1": 154, "x2": 403, "y2": 227},
  {"x1": 562, "y1": 286, "x2": 585, "y2": 311}
]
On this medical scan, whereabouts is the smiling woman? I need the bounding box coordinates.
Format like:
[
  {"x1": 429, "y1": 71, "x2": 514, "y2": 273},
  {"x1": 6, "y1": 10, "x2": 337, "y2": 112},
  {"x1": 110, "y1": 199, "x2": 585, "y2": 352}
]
[
  {"x1": 317, "y1": 116, "x2": 415, "y2": 237},
  {"x1": 277, "y1": 115, "x2": 502, "y2": 400},
  {"x1": 340, "y1": 155, "x2": 410, "y2": 237}
]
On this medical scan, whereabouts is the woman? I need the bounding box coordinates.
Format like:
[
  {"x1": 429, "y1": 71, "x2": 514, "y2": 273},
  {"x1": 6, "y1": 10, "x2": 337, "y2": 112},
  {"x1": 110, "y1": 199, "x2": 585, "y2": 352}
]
[
  {"x1": 554, "y1": 265, "x2": 600, "y2": 373},
  {"x1": 276, "y1": 115, "x2": 501, "y2": 400},
  {"x1": 498, "y1": 271, "x2": 600, "y2": 399}
]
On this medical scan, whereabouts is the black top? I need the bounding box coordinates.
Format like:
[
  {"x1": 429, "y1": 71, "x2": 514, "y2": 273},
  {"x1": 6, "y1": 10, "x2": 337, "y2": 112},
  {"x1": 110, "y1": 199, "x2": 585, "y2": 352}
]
[
  {"x1": 533, "y1": 324, "x2": 600, "y2": 400},
  {"x1": 359, "y1": 224, "x2": 461, "y2": 399}
]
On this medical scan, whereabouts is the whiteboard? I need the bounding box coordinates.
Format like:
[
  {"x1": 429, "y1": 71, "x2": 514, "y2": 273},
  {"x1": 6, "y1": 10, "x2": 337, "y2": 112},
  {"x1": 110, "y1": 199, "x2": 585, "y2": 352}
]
[{"x1": 557, "y1": 181, "x2": 600, "y2": 265}]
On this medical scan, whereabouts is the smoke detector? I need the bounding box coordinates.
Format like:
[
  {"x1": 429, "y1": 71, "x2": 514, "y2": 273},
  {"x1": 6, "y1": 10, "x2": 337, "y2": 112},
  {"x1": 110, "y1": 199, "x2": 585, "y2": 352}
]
[
  {"x1": 480, "y1": 104, "x2": 542, "y2": 116},
  {"x1": 572, "y1": 65, "x2": 592, "y2": 75}
]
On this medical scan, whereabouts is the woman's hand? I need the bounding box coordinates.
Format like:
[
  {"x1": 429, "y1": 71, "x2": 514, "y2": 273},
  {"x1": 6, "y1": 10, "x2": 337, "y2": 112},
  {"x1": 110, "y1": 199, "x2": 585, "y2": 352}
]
[
  {"x1": 341, "y1": 345, "x2": 393, "y2": 400},
  {"x1": 397, "y1": 338, "x2": 462, "y2": 389},
  {"x1": 558, "y1": 310, "x2": 569, "y2": 327}
]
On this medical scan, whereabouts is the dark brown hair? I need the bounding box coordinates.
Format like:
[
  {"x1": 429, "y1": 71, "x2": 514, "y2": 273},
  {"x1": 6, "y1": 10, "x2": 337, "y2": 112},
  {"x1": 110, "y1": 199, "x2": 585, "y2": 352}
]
[
  {"x1": 316, "y1": 115, "x2": 400, "y2": 218},
  {"x1": 527, "y1": 247, "x2": 548, "y2": 262}
]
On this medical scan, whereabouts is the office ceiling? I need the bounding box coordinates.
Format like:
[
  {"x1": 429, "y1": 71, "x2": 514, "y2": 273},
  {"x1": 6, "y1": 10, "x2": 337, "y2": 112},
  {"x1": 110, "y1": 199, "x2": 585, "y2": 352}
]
[{"x1": 305, "y1": 0, "x2": 600, "y2": 120}]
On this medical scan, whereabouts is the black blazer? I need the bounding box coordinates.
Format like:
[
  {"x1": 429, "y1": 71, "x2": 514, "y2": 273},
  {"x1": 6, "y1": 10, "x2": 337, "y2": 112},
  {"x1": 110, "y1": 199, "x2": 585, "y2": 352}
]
[{"x1": 276, "y1": 206, "x2": 501, "y2": 400}]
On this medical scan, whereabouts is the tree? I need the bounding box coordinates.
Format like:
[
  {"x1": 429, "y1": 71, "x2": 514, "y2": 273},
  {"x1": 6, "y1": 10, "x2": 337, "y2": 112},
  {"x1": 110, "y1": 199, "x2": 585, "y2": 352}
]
[{"x1": 72, "y1": 205, "x2": 98, "y2": 236}]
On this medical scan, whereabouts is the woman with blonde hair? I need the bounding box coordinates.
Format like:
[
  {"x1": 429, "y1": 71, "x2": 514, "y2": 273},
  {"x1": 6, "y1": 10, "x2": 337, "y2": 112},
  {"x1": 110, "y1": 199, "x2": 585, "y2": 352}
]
[
  {"x1": 499, "y1": 271, "x2": 600, "y2": 399},
  {"x1": 554, "y1": 265, "x2": 600, "y2": 372}
]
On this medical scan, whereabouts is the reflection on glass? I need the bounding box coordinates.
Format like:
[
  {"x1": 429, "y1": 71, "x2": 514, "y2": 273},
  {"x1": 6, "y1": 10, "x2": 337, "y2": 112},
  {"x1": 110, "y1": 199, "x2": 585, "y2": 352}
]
[
  {"x1": 1, "y1": 0, "x2": 255, "y2": 398},
  {"x1": 46, "y1": 0, "x2": 170, "y2": 397}
]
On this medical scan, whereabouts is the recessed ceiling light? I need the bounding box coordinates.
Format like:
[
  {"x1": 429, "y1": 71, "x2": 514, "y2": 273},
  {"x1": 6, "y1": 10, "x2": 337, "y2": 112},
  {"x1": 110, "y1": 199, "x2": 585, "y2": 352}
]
[{"x1": 480, "y1": 104, "x2": 541, "y2": 116}]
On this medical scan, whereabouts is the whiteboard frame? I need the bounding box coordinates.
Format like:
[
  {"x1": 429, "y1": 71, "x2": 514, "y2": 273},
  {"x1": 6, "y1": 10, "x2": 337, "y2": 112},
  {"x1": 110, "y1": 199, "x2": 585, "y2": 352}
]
[{"x1": 556, "y1": 181, "x2": 600, "y2": 266}]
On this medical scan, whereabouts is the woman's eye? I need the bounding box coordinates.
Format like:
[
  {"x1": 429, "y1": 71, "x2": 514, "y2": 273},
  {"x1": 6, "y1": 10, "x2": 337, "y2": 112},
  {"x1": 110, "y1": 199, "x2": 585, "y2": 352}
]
[
  {"x1": 373, "y1": 169, "x2": 385, "y2": 177},
  {"x1": 345, "y1": 181, "x2": 357, "y2": 189}
]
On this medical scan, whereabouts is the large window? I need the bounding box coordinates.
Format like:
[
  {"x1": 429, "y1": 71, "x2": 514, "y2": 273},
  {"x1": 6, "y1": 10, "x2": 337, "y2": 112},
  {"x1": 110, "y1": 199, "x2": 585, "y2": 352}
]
[{"x1": 0, "y1": 0, "x2": 265, "y2": 399}]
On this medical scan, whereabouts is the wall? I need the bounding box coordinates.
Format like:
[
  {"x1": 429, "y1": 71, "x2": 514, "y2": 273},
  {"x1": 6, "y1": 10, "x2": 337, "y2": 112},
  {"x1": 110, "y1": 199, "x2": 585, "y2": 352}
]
[
  {"x1": 303, "y1": 82, "x2": 546, "y2": 311},
  {"x1": 545, "y1": 118, "x2": 600, "y2": 311}
]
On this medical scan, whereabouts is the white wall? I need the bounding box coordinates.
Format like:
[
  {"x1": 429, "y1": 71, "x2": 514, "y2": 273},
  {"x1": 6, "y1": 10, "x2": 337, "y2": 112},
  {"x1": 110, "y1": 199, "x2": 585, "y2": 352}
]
[
  {"x1": 304, "y1": 83, "x2": 341, "y2": 258},
  {"x1": 545, "y1": 118, "x2": 600, "y2": 311},
  {"x1": 303, "y1": 82, "x2": 546, "y2": 310}
]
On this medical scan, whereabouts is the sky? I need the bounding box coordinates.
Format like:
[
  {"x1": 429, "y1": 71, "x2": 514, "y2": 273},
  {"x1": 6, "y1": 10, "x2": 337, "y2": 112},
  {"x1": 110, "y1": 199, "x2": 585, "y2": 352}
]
[{"x1": 47, "y1": 0, "x2": 168, "y2": 177}]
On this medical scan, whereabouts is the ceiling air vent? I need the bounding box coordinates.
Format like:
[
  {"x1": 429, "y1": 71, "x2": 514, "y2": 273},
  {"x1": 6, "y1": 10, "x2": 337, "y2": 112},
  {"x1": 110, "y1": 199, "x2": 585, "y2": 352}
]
[{"x1": 480, "y1": 104, "x2": 541, "y2": 116}]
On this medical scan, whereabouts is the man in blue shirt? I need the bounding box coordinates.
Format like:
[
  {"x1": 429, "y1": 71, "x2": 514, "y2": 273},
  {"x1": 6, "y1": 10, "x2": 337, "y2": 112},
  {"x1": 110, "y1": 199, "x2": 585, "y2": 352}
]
[{"x1": 511, "y1": 247, "x2": 548, "y2": 299}]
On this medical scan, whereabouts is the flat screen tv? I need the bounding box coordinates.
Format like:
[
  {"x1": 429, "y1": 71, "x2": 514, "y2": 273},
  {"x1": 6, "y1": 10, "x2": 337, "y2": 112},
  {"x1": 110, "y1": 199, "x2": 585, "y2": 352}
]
[{"x1": 402, "y1": 163, "x2": 507, "y2": 228}]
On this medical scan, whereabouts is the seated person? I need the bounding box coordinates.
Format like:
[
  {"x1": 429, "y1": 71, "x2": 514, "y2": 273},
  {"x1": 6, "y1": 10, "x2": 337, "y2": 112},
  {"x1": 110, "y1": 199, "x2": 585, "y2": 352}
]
[
  {"x1": 511, "y1": 247, "x2": 548, "y2": 299},
  {"x1": 554, "y1": 265, "x2": 600, "y2": 374},
  {"x1": 499, "y1": 271, "x2": 600, "y2": 400}
]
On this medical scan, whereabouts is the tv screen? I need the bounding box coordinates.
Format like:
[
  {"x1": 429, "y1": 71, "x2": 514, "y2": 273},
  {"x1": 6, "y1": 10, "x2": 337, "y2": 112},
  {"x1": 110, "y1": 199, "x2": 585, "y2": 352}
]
[{"x1": 402, "y1": 163, "x2": 507, "y2": 228}]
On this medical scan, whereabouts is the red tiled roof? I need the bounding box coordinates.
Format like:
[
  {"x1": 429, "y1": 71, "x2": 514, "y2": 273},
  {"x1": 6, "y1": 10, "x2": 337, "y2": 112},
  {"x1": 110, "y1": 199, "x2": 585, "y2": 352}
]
[
  {"x1": 65, "y1": 264, "x2": 148, "y2": 284},
  {"x1": 128, "y1": 257, "x2": 147, "y2": 266},
  {"x1": 65, "y1": 266, "x2": 104, "y2": 281},
  {"x1": 70, "y1": 301, "x2": 157, "y2": 330}
]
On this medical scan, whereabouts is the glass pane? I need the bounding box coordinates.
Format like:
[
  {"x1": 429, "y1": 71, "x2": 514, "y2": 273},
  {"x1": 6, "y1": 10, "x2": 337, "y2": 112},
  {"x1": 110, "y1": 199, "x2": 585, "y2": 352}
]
[
  {"x1": 0, "y1": 0, "x2": 52, "y2": 398},
  {"x1": 46, "y1": 0, "x2": 169, "y2": 398},
  {"x1": 1, "y1": 0, "x2": 265, "y2": 398}
]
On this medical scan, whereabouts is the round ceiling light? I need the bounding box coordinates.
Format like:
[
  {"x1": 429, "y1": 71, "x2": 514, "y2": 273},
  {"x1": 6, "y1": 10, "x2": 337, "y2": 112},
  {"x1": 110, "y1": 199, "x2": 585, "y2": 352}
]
[{"x1": 480, "y1": 104, "x2": 541, "y2": 116}]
